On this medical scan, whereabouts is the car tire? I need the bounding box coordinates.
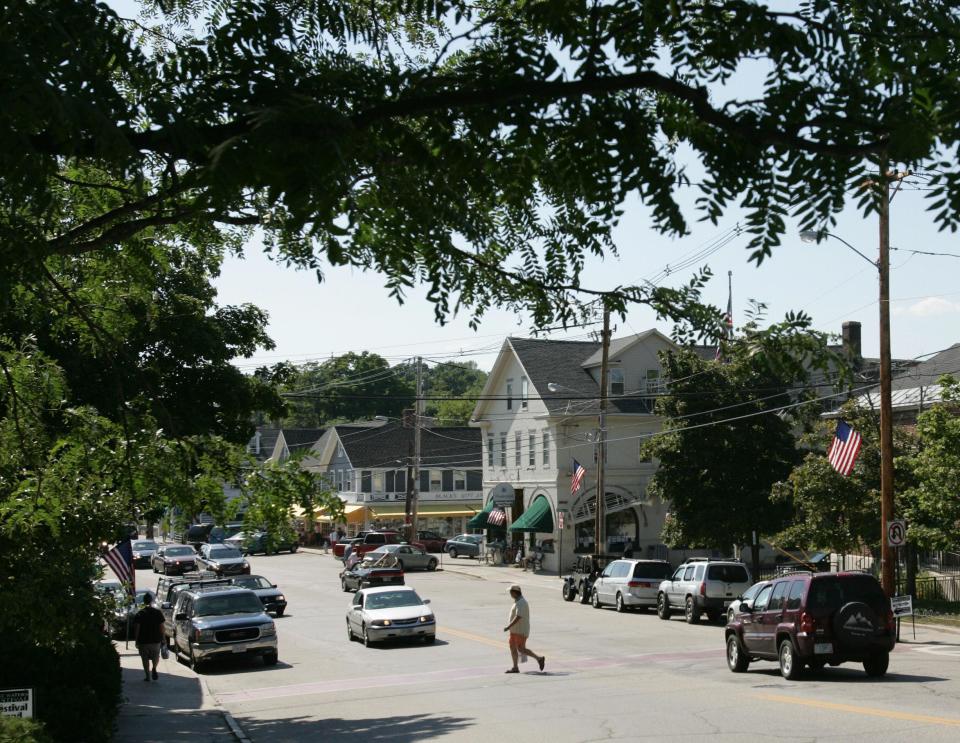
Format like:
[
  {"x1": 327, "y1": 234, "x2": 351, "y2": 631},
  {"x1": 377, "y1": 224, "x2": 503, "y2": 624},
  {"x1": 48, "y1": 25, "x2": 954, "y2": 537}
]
[
  {"x1": 685, "y1": 596, "x2": 700, "y2": 624},
  {"x1": 397, "y1": 560, "x2": 405, "y2": 571},
  {"x1": 615, "y1": 593, "x2": 626, "y2": 613},
  {"x1": 778, "y1": 638, "x2": 802, "y2": 680},
  {"x1": 863, "y1": 652, "x2": 889, "y2": 677},
  {"x1": 657, "y1": 593, "x2": 671, "y2": 620},
  {"x1": 189, "y1": 647, "x2": 204, "y2": 674},
  {"x1": 562, "y1": 582, "x2": 575, "y2": 602},
  {"x1": 726, "y1": 634, "x2": 750, "y2": 673},
  {"x1": 263, "y1": 652, "x2": 278, "y2": 666},
  {"x1": 362, "y1": 625, "x2": 372, "y2": 648},
  {"x1": 449, "y1": 548, "x2": 458, "y2": 559},
  {"x1": 290, "y1": 545, "x2": 298, "y2": 553},
  {"x1": 346, "y1": 622, "x2": 354, "y2": 642},
  {"x1": 427, "y1": 558, "x2": 438, "y2": 571},
  {"x1": 591, "y1": 589, "x2": 602, "y2": 609},
  {"x1": 341, "y1": 577, "x2": 350, "y2": 592},
  {"x1": 422, "y1": 635, "x2": 436, "y2": 645}
]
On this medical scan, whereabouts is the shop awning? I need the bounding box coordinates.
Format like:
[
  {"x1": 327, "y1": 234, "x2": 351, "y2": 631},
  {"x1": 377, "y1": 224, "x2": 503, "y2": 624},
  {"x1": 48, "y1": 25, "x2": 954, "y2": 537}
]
[
  {"x1": 368, "y1": 504, "x2": 480, "y2": 518},
  {"x1": 466, "y1": 498, "x2": 495, "y2": 529},
  {"x1": 509, "y1": 496, "x2": 554, "y2": 533},
  {"x1": 312, "y1": 503, "x2": 365, "y2": 523}
]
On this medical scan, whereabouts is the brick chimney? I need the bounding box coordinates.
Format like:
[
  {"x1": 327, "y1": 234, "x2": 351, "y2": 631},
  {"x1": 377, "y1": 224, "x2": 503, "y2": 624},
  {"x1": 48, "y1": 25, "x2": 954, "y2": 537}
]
[{"x1": 842, "y1": 321, "x2": 862, "y2": 360}]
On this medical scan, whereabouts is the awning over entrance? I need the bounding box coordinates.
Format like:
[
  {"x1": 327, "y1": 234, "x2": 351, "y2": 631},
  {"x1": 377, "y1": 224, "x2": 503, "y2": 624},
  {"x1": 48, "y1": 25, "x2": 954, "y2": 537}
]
[
  {"x1": 466, "y1": 498, "x2": 495, "y2": 529},
  {"x1": 368, "y1": 504, "x2": 480, "y2": 518},
  {"x1": 314, "y1": 503, "x2": 365, "y2": 523},
  {"x1": 509, "y1": 496, "x2": 554, "y2": 533}
]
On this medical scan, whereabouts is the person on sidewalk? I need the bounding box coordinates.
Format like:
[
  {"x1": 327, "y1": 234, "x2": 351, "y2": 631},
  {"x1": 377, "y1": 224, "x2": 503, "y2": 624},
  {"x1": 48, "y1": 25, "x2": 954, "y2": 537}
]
[
  {"x1": 503, "y1": 585, "x2": 545, "y2": 673},
  {"x1": 132, "y1": 592, "x2": 166, "y2": 682},
  {"x1": 329, "y1": 528, "x2": 340, "y2": 554}
]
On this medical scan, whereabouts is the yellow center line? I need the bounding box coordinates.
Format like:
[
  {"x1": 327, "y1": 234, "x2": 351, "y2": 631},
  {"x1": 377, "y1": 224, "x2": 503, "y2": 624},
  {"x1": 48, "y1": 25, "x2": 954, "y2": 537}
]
[
  {"x1": 754, "y1": 693, "x2": 960, "y2": 728},
  {"x1": 440, "y1": 626, "x2": 564, "y2": 661}
]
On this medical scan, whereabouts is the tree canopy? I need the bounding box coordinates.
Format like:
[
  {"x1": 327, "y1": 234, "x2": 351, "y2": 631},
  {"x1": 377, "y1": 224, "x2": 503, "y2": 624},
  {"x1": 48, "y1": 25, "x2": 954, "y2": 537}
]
[{"x1": 11, "y1": 1, "x2": 960, "y2": 332}]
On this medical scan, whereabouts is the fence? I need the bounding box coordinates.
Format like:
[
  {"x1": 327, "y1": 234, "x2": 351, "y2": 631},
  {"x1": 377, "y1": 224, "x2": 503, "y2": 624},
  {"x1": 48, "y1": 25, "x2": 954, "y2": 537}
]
[{"x1": 895, "y1": 575, "x2": 960, "y2": 613}]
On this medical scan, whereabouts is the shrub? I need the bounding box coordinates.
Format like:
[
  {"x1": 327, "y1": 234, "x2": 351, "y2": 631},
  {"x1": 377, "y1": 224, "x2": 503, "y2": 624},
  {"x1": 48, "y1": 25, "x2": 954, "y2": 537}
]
[{"x1": 0, "y1": 716, "x2": 52, "y2": 743}]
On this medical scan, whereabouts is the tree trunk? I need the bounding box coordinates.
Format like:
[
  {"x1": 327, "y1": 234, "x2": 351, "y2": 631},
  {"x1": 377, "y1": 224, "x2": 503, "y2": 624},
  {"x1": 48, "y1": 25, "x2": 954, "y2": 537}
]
[{"x1": 751, "y1": 542, "x2": 760, "y2": 580}]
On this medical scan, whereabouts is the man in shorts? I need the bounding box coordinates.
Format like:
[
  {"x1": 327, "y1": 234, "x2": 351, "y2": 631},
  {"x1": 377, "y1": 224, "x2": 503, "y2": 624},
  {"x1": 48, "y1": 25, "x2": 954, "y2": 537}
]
[
  {"x1": 132, "y1": 592, "x2": 166, "y2": 682},
  {"x1": 503, "y1": 584, "x2": 545, "y2": 673}
]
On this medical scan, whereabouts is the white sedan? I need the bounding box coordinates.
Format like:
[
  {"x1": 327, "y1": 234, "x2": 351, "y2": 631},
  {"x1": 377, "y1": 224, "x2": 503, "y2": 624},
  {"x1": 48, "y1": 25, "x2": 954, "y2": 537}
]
[{"x1": 346, "y1": 586, "x2": 436, "y2": 647}]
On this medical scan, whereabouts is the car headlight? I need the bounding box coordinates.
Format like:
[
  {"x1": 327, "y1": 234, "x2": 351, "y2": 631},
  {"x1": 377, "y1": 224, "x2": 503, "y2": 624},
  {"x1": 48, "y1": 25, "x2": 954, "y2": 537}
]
[
  {"x1": 242, "y1": 560, "x2": 249, "y2": 568},
  {"x1": 419, "y1": 615, "x2": 433, "y2": 623},
  {"x1": 260, "y1": 622, "x2": 276, "y2": 636},
  {"x1": 371, "y1": 619, "x2": 392, "y2": 627},
  {"x1": 196, "y1": 628, "x2": 216, "y2": 642},
  {"x1": 277, "y1": 595, "x2": 286, "y2": 602}
]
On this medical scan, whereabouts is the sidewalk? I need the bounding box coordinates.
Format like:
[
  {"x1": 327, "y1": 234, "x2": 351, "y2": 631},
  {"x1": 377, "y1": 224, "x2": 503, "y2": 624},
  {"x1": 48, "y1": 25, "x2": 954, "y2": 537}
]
[{"x1": 114, "y1": 644, "x2": 243, "y2": 743}]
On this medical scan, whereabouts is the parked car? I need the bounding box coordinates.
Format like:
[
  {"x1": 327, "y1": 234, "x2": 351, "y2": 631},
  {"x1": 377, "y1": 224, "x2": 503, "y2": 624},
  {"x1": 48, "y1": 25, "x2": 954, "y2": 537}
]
[
  {"x1": 657, "y1": 558, "x2": 752, "y2": 624},
  {"x1": 226, "y1": 531, "x2": 299, "y2": 556},
  {"x1": 156, "y1": 572, "x2": 229, "y2": 641},
  {"x1": 352, "y1": 531, "x2": 406, "y2": 560},
  {"x1": 726, "y1": 580, "x2": 773, "y2": 624},
  {"x1": 184, "y1": 522, "x2": 243, "y2": 550},
  {"x1": 725, "y1": 571, "x2": 895, "y2": 679},
  {"x1": 171, "y1": 585, "x2": 278, "y2": 671},
  {"x1": 333, "y1": 533, "x2": 369, "y2": 559},
  {"x1": 445, "y1": 534, "x2": 483, "y2": 559},
  {"x1": 416, "y1": 531, "x2": 448, "y2": 552},
  {"x1": 151, "y1": 544, "x2": 199, "y2": 575},
  {"x1": 197, "y1": 544, "x2": 251, "y2": 576},
  {"x1": 130, "y1": 540, "x2": 158, "y2": 569},
  {"x1": 562, "y1": 555, "x2": 614, "y2": 604},
  {"x1": 346, "y1": 586, "x2": 435, "y2": 646},
  {"x1": 366, "y1": 544, "x2": 438, "y2": 571},
  {"x1": 107, "y1": 588, "x2": 156, "y2": 637},
  {"x1": 231, "y1": 574, "x2": 288, "y2": 617},
  {"x1": 591, "y1": 559, "x2": 673, "y2": 612},
  {"x1": 340, "y1": 553, "x2": 405, "y2": 592}
]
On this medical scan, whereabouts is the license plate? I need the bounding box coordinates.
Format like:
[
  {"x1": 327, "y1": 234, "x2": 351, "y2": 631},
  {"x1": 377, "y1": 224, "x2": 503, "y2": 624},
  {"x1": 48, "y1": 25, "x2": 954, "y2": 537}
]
[
  {"x1": 231, "y1": 644, "x2": 246, "y2": 653},
  {"x1": 815, "y1": 642, "x2": 833, "y2": 655}
]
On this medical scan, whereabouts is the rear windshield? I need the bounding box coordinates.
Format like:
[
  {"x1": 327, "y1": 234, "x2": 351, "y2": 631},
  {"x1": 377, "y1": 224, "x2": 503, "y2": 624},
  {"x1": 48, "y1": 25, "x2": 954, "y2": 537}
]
[
  {"x1": 166, "y1": 546, "x2": 194, "y2": 556},
  {"x1": 807, "y1": 575, "x2": 886, "y2": 610},
  {"x1": 633, "y1": 563, "x2": 672, "y2": 579},
  {"x1": 707, "y1": 564, "x2": 749, "y2": 583},
  {"x1": 208, "y1": 547, "x2": 242, "y2": 558}
]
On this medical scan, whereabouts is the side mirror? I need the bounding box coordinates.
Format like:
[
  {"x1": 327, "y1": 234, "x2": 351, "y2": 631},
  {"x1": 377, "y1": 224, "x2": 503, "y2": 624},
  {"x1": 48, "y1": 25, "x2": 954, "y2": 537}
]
[
  {"x1": 175, "y1": 612, "x2": 188, "y2": 621},
  {"x1": 271, "y1": 584, "x2": 277, "y2": 588},
  {"x1": 422, "y1": 599, "x2": 431, "y2": 604},
  {"x1": 739, "y1": 602, "x2": 751, "y2": 613},
  {"x1": 162, "y1": 602, "x2": 171, "y2": 610}
]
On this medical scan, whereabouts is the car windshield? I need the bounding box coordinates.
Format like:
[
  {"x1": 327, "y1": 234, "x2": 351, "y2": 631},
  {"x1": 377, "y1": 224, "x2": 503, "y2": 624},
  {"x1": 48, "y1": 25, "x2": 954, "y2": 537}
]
[
  {"x1": 133, "y1": 541, "x2": 156, "y2": 550},
  {"x1": 194, "y1": 593, "x2": 264, "y2": 616},
  {"x1": 233, "y1": 576, "x2": 271, "y2": 590},
  {"x1": 208, "y1": 547, "x2": 241, "y2": 559},
  {"x1": 742, "y1": 582, "x2": 764, "y2": 600},
  {"x1": 633, "y1": 563, "x2": 672, "y2": 579},
  {"x1": 808, "y1": 576, "x2": 886, "y2": 611},
  {"x1": 707, "y1": 564, "x2": 749, "y2": 583},
  {"x1": 365, "y1": 590, "x2": 424, "y2": 610},
  {"x1": 166, "y1": 547, "x2": 194, "y2": 556}
]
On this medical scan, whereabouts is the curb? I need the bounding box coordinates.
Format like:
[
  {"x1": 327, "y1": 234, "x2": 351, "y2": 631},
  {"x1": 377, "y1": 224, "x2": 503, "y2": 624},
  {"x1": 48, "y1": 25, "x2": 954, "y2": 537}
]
[{"x1": 202, "y1": 677, "x2": 252, "y2": 743}]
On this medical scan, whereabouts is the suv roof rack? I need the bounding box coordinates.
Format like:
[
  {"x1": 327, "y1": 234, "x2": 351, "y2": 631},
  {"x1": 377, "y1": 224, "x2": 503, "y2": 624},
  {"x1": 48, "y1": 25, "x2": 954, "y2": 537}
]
[{"x1": 682, "y1": 556, "x2": 744, "y2": 563}]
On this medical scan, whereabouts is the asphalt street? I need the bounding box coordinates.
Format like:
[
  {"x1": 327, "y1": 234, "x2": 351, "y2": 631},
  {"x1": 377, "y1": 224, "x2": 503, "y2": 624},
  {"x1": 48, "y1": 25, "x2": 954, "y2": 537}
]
[{"x1": 135, "y1": 550, "x2": 960, "y2": 742}]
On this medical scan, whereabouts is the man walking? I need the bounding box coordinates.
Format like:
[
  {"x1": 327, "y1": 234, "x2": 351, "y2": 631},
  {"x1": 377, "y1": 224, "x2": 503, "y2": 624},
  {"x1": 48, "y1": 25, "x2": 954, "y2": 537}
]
[
  {"x1": 503, "y1": 585, "x2": 545, "y2": 673},
  {"x1": 132, "y1": 592, "x2": 166, "y2": 682}
]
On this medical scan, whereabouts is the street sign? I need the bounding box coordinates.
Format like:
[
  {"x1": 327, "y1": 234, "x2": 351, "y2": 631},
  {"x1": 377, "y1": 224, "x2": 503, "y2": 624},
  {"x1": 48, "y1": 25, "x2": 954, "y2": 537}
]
[
  {"x1": 891, "y1": 594, "x2": 913, "y2": 617},
  {"x1": 558, "y1": 511, "x2": 565, "y2": 529},
  {"x1": 0, "y1": 688, "x2": 33, "y2": 719},
  {"x1": 887, "y1": 520, "x2": 906, "y2": 547},
  {"x1": 489, "y1": 482, "x2": 515, "y2": 506}
]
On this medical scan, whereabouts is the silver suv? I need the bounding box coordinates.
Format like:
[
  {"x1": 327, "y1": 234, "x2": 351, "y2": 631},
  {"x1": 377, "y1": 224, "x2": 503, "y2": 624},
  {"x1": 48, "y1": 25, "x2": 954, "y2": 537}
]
[
  {"x1": 657, "y1": 558, "x2": 751, "y2": 624},
  {"x1": 172, "y1": 585, "x2": 278, "y2": 672},
  {"x1": 591, "y1": 559, "x2": 673, "y2": 612}
]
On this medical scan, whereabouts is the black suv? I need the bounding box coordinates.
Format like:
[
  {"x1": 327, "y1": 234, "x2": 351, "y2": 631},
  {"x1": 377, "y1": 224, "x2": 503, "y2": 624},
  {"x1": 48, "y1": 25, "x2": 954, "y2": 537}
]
[
  {"x1": 562, "y1": 555, "x2": 615, "y2": 604},
  {"x1": 725, "y1": 571, "x2": 895, "y2": 679}
]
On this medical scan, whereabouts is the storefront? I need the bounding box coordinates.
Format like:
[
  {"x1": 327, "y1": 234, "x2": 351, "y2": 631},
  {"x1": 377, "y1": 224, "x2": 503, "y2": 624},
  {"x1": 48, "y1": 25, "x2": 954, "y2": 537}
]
[{"x1": 363, "y1": 503, "x2": 482, "y2": 537}]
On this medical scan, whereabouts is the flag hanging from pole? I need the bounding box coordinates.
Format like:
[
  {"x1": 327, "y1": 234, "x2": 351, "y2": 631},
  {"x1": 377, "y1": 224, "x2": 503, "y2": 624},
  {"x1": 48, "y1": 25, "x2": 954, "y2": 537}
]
[
  {"x1": 104, "y1": 538, "x2": 135, "y2": 596},
  {"x1": 487, "y1": 507, "x2": 506, "y2": 526},
  {"x1": 827, "y1": 419, "x2": 863, "y2": 476},
  {"x1": 571, "y1": 459, "x2": 586, "y2": 494}
]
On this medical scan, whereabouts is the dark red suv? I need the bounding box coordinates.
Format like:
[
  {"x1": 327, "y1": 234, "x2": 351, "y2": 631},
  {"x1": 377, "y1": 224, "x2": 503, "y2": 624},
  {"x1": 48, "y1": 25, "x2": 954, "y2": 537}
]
[{"x1": 725, "y1": 571, "x2": 895, "y2": 679}]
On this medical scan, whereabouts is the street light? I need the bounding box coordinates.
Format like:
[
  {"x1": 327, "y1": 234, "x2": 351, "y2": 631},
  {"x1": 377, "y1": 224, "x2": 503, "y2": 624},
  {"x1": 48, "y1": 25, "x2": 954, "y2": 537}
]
[{"x1": 800, "y1": 226, "x2": 896, "y2": 597}]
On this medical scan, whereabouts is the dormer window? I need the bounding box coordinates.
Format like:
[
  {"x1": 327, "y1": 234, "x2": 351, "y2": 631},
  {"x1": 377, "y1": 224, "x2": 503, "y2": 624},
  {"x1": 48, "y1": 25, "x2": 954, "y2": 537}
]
[{"x1": 610, "y1": 369, "x2": 625, "y2": 396}]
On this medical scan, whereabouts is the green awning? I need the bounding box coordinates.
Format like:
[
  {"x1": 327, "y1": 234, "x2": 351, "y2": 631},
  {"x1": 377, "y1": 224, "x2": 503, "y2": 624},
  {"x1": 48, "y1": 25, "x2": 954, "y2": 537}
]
[
  {"x1": 466, "y1": 498, "x2": 495, "y2": 529},
  {"x1": 509, "y1": 496, "x2": 554, "y2": 533}
]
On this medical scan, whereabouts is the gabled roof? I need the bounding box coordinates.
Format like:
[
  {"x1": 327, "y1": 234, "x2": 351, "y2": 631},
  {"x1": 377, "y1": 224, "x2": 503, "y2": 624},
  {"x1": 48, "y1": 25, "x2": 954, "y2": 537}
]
[
  {"x1": 580, "y1": 329, "x2": 675, "y2": 367},
  {"x1": 851, "y1": 343, "x2": 960, "y2": 411},
  {"x1": 332, "y1": 424, "x2": 480, "y2": 469},
  {"x1": 248, "y1": 427, "x2": 281, "y2": 462},
  {"x1": 279, "y1": 428, "x2": 327, "y2": 450}
]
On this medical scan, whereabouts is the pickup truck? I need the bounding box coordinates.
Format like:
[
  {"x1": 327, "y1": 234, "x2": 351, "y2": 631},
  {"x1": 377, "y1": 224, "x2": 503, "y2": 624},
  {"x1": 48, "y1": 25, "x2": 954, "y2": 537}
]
[{"x1": 334, "y1": 531, "x2": 408, "y2": 559}]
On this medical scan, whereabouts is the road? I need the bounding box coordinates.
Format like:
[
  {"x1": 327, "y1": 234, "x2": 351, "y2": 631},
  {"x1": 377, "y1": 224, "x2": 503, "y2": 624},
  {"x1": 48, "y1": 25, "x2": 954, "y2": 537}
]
[{"x1": 139, "y1": 550, "x2": 960, "y2": 742}]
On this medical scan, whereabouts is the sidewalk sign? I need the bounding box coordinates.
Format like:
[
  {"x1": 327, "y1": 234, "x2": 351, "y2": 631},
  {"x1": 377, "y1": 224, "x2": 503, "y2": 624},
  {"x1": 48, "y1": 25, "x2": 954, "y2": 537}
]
[
  {"x1": 891, "y1": 594, "x2": 915, "y2": 640},
  {"x1": 0, "y1": 688, "x2": 34, "y2": 719}
]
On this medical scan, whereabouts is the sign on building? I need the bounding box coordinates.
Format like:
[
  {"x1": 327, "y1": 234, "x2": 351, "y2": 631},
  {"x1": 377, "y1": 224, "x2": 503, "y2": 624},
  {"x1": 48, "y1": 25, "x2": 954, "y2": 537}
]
[
  {"x1": 0, "y1": 688, "x2": 33, "y2": 719},
  {"x1": 489, "y1": 482, "x2": 515, "y2": 506}
]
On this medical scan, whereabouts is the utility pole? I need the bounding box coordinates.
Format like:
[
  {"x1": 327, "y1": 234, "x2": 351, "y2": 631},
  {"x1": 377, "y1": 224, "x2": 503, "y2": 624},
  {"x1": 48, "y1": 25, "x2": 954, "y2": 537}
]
[
  {"x1": 595, "y1": 306, "x2": 610, "y2": 555},
  {"x1": 878, "y1": 166, "x2": 895, "y2": 597},
  {"x1": 411, "y1": 357, "x2": 423, "y2": 541}
]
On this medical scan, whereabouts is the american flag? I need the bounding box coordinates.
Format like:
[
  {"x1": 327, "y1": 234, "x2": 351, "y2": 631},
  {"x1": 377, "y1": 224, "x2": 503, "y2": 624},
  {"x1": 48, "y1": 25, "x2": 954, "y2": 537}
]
[
  {"x1": 104, "y1": 538, "x2": 135, "y2": 595},
  {"x1": 828, "y1": 420, "x2": 863, "y2": 477},
  {"x1": 571, "y1": 459, "x2": 586, "y2": 494},
  {"x1": 487, "y1": 507, "x2": 506, "y2": 526}
]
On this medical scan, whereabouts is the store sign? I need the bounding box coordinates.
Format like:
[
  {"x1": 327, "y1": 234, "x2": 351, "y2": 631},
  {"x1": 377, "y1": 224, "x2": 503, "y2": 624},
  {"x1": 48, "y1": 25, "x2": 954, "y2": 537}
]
[
  {"x1": 0, "y1": 688, "x2": 33, "y2": 719},
  {"x1": 490, "y1": 482, "x2": 515, "y2": 505}
]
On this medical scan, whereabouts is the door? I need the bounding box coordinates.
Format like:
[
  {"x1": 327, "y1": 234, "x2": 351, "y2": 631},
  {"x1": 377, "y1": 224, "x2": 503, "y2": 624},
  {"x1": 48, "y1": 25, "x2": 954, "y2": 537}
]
[
  {"x1": 174, "y1": 596, "x2": 192, "y2": 654},
  {"x1": 756, "y1": 581, "x2": 789, "y2": 656},
  {"x1": 349, "y1": 593, "x2": 364, "y2": 633},
  {"x1": 665, "y1": 566, "x2": 685, "y2": 604},
  {"x1": 741, "y1": 584, "x2": 772, "y2": 654},
  {"x1": 610, "y1": 561, "x2": 630, "y2": 600},
  {"x1": 596, "y1": 563, "x2": 615, "y2": 603}
]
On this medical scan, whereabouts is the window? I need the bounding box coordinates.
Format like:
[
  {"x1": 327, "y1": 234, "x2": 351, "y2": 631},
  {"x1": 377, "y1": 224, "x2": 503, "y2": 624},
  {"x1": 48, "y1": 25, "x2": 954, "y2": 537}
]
[
  {"x1": 336, "y1": 470, "x2": 343, "y2": 491},
  {"x1": 683, "y1": 566, "x2": 696, "y2": 581},
  {"x1": 453, "y1": 470, "x2": 466, "y2": 490},
  {"x1": 506, "y1": 379, "x2": 513, "y2": 410},
  {"x1": 610, "y1": 368, "x2": 625, "y2": 395},
  {"x1": 346, "y1": 471, "x2": 353, "y2": 491},
  {"x1": 694, "y1": 564, "x2": 705, "y2": 580},
  {"x1": 515, "y1": 431, "x2": 522, "y2": 467},
  {"x1": 361, "y1": 471, "x2": 372, "y2": 493},
  {"x1": 487, "y1": 435, "x2": 494, "y2": 467},
  {"x1": 520, "y1": 377, "x2": 528, "y2": 410},
  {"x1": 752, "y1": 585, "x2": 773, "y2": 612},
  {"x1": 542, "y1": 432, "x2": 550, "y2": 466},
  {"x1": 430, "y1": 471, "x2": 442, "y2": 492},
  {"x1": 707, "y1": 564, "x2": 749, "y2": 583},
  {"x1": 646, "y1": 369, "x2": 663, "y2": 393},
  {"x1": 499, "y1": 433, "x2": 507, "y2": 467},
  {"x1": 786, "y1": 581, "x2": 805, "y2": 611},
  {"x1": 767, "y1": 582, "x2": 788, "y2": 612},
  {"x1": 337, "y1": 443, "x2": 345, "y2": 459},
  {"x1": 528, "y1": 432, "x2": 536, "y2": 466},
  {"x1": 372, "y1": 471, "x2": 384, "y2": 492}
]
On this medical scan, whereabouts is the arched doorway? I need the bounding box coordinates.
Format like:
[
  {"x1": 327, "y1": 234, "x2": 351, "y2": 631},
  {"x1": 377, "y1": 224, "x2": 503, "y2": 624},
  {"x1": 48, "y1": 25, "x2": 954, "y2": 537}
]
[{"x1": 571, "y1": 487, "x2": 641, "y2": 554}]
